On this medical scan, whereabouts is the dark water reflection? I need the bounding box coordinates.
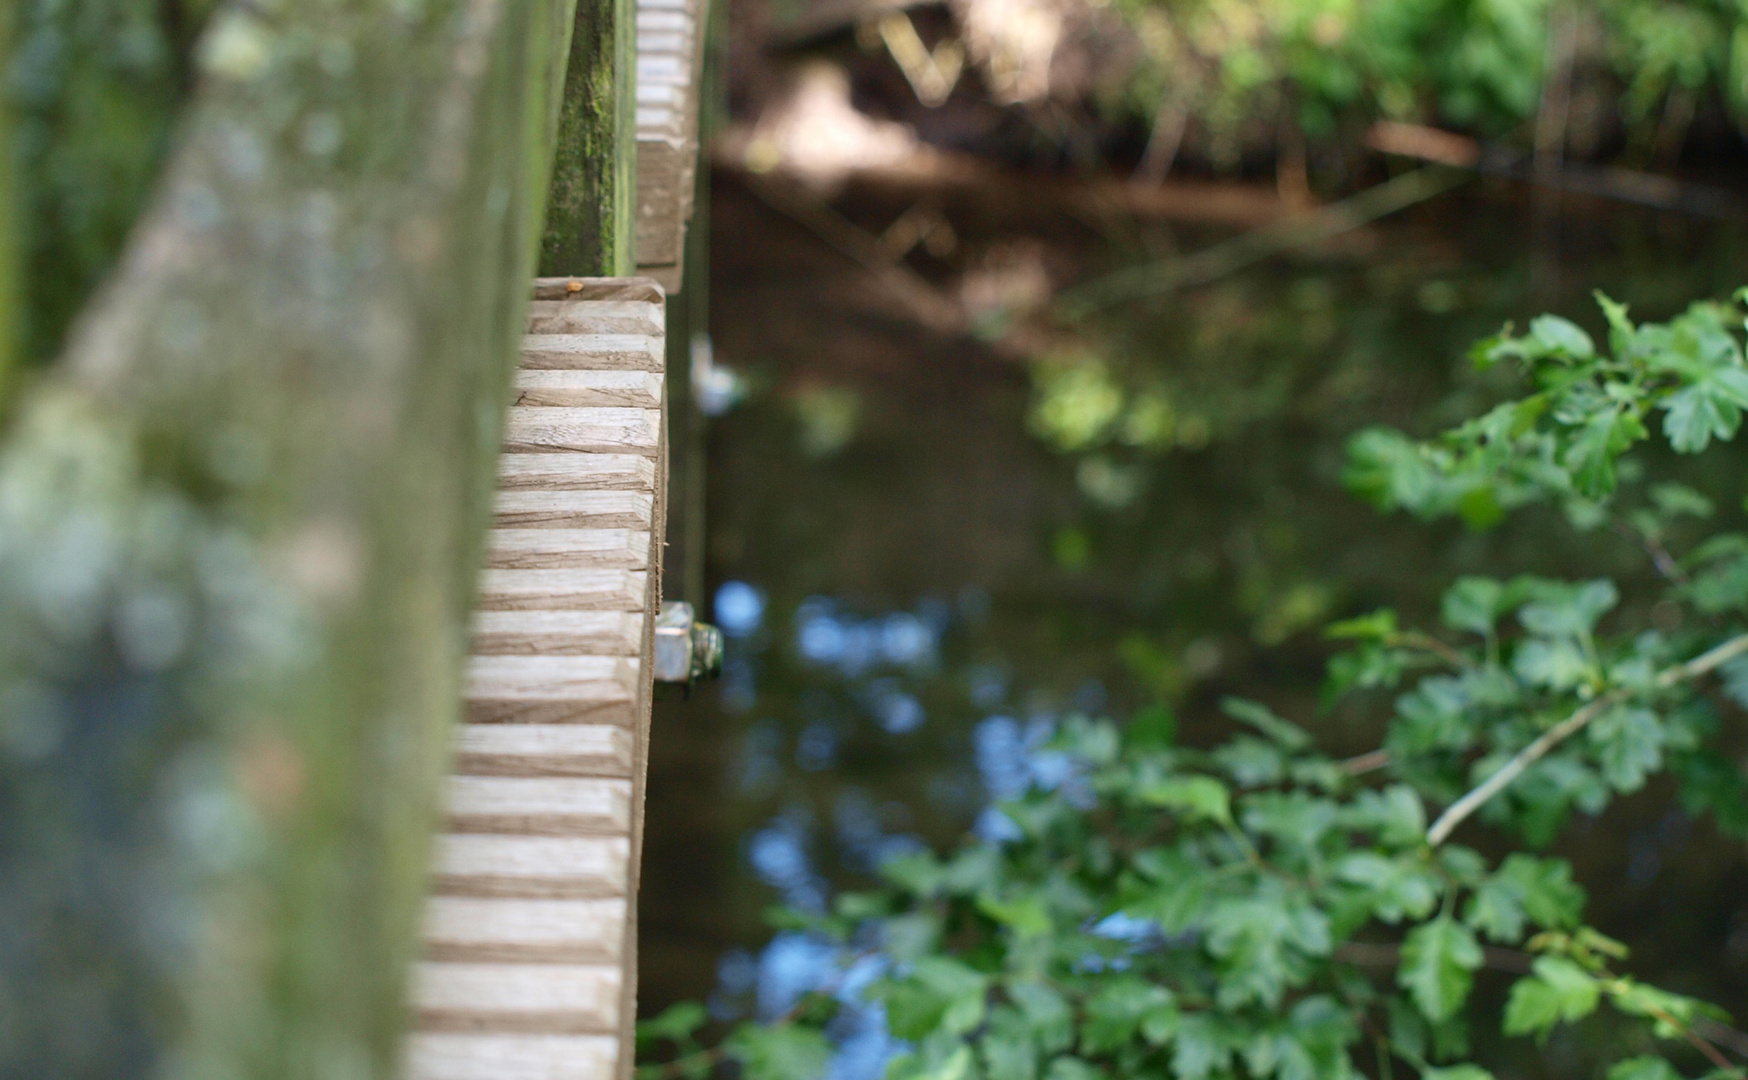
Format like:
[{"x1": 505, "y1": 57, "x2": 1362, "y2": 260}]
[{"x1": 641, "y1": 170, "x2": 1748, "y2": 1076}]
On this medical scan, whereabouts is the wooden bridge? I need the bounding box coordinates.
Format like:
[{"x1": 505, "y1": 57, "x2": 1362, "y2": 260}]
[{"x1": 0, "y1": 0, "x2": 713, "y2": 1075}]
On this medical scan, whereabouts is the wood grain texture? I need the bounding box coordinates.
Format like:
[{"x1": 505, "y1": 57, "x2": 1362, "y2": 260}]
[
  {"x1": 476, "y1": 569, "x2": 649, "y2": 613},
  {"x1": 412, "y1": 963, "x2": 622, "y2": 1033},
  {"x1": 487, "y1": 529, "x2": 651, "y2": 570},
  {"x1": 464, "y1": 655, "x2": 639, "y2": 725},
  {"x1": 521, "y1": 334, "x2": 663, "y2": 371},
  {"x1": 503, "y1": 406, "x2": 661, "y2": 455},
  {"x1": 634, "y1": 0, "x2": 705, "y2": 283},
  {"x1": 495, "y1": 490, "x2": 655, "y2": 530},
  {"x1": 424, "y1": 898, "x2": 626, "y2": 963},
  {"x1": 497, "y1": 454, "x2": 656, "y2": 492},
  {"x1": 405, "y1": 1034, "x2": 620, "y2": 1080},
  {"x1": 513, "y1": 370, "x2": 664, "y2": 408},
  {"x1": 412, "y1": 283, "x2": 666, "y2": 1080},
  {"x1": 470, "y1": 611, "x2": 644, "y2": 657},
  {"x1": 432, "y1": 835, "x2": 630, "y2": 899},
  {"x1": 454, "y1": 724, "x2": 635, "y2": 777},
  {"x1": 445, "y1": 777, "x2": 632, "y2": 835}
]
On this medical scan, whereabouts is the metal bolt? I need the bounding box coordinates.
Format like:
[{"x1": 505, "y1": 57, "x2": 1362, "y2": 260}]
[{"x1": 654, "y1": 601, "x2": 724, "y2": 683}]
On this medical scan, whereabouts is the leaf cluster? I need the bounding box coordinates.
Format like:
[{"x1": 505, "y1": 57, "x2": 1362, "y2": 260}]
[{"x1": 640, "y1": 293, "x2": 1748, "y2": 1080}]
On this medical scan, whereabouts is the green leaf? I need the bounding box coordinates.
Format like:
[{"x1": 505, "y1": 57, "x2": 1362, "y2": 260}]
[
  {"x1": 1342, "y1": 784, "x2": 1429, "y2": 849},
  {"x1": 1595, "y1": 291, "x2": 1635, "y2": 355},
  {"x1": 1044, "y1": 1056, "x2": 1100, "y2": 1080},
  {"x1": 1397, "y1": 917, "x2": 1482, "y2": 1022},
  {"x1": 1530, "y1": 314, "x2": 1596, "y2": 360},
  {"x1": 1513, "y1": 637, "x2": 1591, "y2": 690},
  {"x1": 878, "y1": 958, "x2": 990, "y2": 1040},
  {"x1": 726, "y1": 1024, "x2": 834, "y2": 1080},
  {"x1": 1205, "y1": 885, "x2": 1332, "y2": 1008},
  {"x1": 1588, "y1": 706, "x2": 1665, "y2": 792},
  {"x1": 1326, "y1": 609, "x2": 1399, "y2": 641},
  {"x1": 1518, "y1": 579, "x2": 1618, "y2": 638},
  {"x1": 1334, "y1": 851, "x2": 1442, "y2": 923},
  {"x1": 1220, "y1": 697, "x2": 1312, "y2": 750},
  {"x1": 1137, "y1": 775, "x2": 1233, "y2": 825},
  {"x1": 639, "y1": 1001, "x2": 708, "y2": 1045},
  {"x1": 1564, "y1": 406, "x2": 1645, "y2": 497},
  {"x1": 981, "y1": 1011, "x2": 1039, "y2": 1080},
  {"x1": 1441, "y1": 578, "x2": 1506, "y2": 636},
  {"x1": 1608, "y1": 1057, "x2": 1683, "y2": 1080},
  {"x1": 977, "y1": 894, "x2": 1052, "y2": 938},
  {"x1": 1125, "y1": 854, "x2": 1210, "y2": 934},
  {"x1": 1502, "y1": 957, "x2": 1600, "y2": 1039},
  {"x1": 1080, "y1": 977, "x2": 1176, "y2": 1054},
  {"x1": 1008, "y1": 981, "x2": 1074, "y2": 1055},
  {"x1": 1126, "y1": 702, "x2": 1177, "y2": 748},
  {"x1": 1172, "y1": 1015, "x2": 1234, "y2": 1080},
  {"x1": 1464, "y1": 855, "x2": 1585, "y2": 944},
  {"x1": 1422, "y1": 1066, "x2": 1496, "y2": 1080}
]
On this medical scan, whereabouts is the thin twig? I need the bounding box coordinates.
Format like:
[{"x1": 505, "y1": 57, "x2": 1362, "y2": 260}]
[
  {"x1": 1397, "y1": 630, "x2": 1477, "y2": 670},
  {"x1": 1428, "y1": 632, "x2": 1748, "y2": 846},
  {"x1": 1341, "y1": 749, "x2": 1392, "y2": 776},
  {"x1": 1057, "y1": 166, "x2": 1472, "y2": 317},
  {"x1": 1610, "y1": 518, "x2": 1688, "y2": 585},
  {"x1": 1367, "y1": 120, "x2": 1743, "y2": 219},
  {"x1": 1642, "y1": 1002, "x2": 1740, "y2": 1073}
]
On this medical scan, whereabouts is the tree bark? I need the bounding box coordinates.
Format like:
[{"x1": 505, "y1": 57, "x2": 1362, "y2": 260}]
[{"x1": 0, "y1": 0, "x2": 591, "y2": 1074}]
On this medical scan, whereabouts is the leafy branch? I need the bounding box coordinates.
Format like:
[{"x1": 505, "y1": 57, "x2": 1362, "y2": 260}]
[{"x1": 645, "y1": 289, "x2": 1748, "y2": 1080}]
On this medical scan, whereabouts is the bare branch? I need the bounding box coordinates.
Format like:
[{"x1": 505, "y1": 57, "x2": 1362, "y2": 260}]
[{"x1": 1427, "y1": 632, "x2": 1748, "y2": 846}]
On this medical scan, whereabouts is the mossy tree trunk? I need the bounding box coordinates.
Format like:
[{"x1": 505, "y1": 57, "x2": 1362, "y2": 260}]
[
  {"x1": 540, "y1": 0, "x2": 637, "y2": 275},
  {"x1": 0, "y1": 0, "x2": 589, "y2": 1075}
]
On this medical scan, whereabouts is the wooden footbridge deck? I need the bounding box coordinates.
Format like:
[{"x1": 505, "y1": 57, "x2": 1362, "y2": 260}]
[
  {"x1": 401, "y1": 0, "x2": 714, "y2": 1071},
  {"x1": 406, "y1": 279, "x2": 669, "y2": 1080}
]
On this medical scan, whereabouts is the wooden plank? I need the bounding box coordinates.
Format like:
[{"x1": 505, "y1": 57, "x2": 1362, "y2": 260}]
[
  {"x1": 525, "y1": 301, "x2": 664, "y2": 336},
  {"x1": 432, "y1": 835, "x2": 630, "y2": 899},
  {"x1": 470, "y1": 611, "x2": 644, "y2": 657},
  {"x1": 497, "y1": 454, "x2": 656, "y2": 492},
  {"x1": 634, "y1": 0, "x2": 705, "y2": 285},
  {"x1": 424, "y1": 898, "x2": 625, "y2": 963},
  {"x1": 412, "y1": 963, "x2": 621, "y2": 1033},
  {"x1": 476, "y1": 569, "x2": 648, "y2": 612},
  {"x1": 465, "y1": 655, "x2": 639, "y2": 725},
  {"x1": 445, "y1": 777, "x2": 632, "y2": 835},
  {"x1": 454, "y1": 724, "x2": 635, "y2": 778},
  {"x1": 487, "y1": 530, "x2": 651, "y2": 570},
  {"x1": 513, "y1": 370, "x2": 664, "y2": 408},
  {"x1": 503, "y1": 406, "x2": 661, "y2": 456},
  {"x1": 413, "y1": 281, "x2": 668, "y2": 1080},
  {"x1": 405, "y1": 1034, "x2": 619, "y2": 1080},
  {"x1": 494, "y1": 490, "x2": 654, "y2": 529},
  {"x1": 521, "y1": 334, "x2": 663, "y2": 371},
  {"x1": 531, "y1": 278, "x2": 666, "y2": 304}
]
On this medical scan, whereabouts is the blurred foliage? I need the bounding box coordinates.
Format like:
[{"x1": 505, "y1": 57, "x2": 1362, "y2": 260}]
[
  {"x1": 642, "y1": 290, "x2": 1748, "y2": 1080},
  {"x1": 5, "y1": 0, "x2": 217, "y2": 367},
  {"x1": 1094, "y1": 0, "x2": 1748, "y2": 166}
]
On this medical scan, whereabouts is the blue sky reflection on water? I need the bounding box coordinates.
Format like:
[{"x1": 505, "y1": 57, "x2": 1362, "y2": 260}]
[{"x1": 701, "y1": 578, "x2": 1123, "y2": 1080}]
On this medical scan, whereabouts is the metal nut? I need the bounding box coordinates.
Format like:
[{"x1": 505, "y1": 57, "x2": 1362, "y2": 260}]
[{"x1": 654, "y1": 601, "x2": 724, "y2": 683}]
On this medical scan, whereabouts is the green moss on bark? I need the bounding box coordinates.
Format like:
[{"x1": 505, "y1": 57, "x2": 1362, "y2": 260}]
[
  {"x1": 539, "y1": 0, "x2": 636, "y2": 276},
  {"x1": 0, "y1": 0, "x2": 579, "y2": 1075}
]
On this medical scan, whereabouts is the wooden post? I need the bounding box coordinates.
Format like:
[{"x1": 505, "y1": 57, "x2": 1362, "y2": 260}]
[
  {"x1": 0, "y1": 0, "x2": 582, "y2": 1075},
  {"x1": 543, "y1": 0, "x2": 640, "y2": 276},
  {"x1": 633, "y1": 0, "x2": 709, "y2": 289}
]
